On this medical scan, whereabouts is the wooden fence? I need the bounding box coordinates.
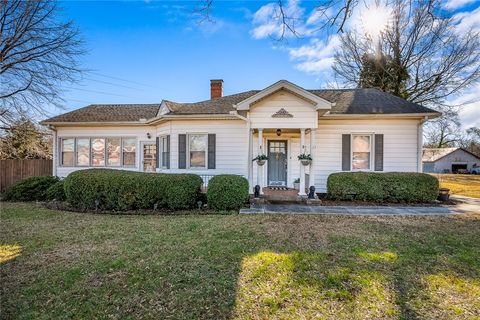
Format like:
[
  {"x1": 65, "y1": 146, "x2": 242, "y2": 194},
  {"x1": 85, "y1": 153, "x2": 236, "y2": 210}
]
[{"x1": 0, "y1": 159, "x2": 53, "y2": 192}]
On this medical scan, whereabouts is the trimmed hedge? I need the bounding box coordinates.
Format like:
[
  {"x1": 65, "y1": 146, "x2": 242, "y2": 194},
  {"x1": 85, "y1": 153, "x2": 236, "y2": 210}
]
[
  {"x1": 46, "y1": 180, "x2": 66, "y2": 201},
  {"x1": 327, "y1": 172, "x2": 439, "y2": 203},
  {"x1": 63, "y1": 169, "x2": 202, "y2": 211},
  {"x1": 207, "y1": 175, "x2": 249, "y2": 211},
  {"x1": 3, "y1": 176, "x2": 59, "y2": 201}
]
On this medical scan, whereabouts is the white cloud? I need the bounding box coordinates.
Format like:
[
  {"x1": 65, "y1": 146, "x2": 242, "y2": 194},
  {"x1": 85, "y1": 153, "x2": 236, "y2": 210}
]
[
  {"x1": 453, "y1": 6, "x2": 480, "y2": 33},
  {"x1": 251, "y1": 0, "x2": 305, "y2": 39},
  {"x1": 449, "y1": 83, "x2": 480, "y2": 129},
  {"x1": 288, "y1": 36, "x2": 341, "y2": 74},
  {"x1": 443, "y1": 0, "x2": 477, "y2": 10}
]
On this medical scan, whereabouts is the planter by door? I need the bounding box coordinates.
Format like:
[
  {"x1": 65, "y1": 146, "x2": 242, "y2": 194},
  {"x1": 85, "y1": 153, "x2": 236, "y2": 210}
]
[
  {"x1": 300, "y1": 159, "x2": 311, "y2": 166},
  {"x1": 256, "y1": 159, "x2": 266, "y2": 166}
]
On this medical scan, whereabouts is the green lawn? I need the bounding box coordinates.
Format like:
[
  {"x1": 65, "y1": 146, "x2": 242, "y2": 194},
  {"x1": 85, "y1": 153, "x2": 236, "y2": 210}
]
[{"x1": 1, "y1": 203, "x2": 479, "y2": 319}]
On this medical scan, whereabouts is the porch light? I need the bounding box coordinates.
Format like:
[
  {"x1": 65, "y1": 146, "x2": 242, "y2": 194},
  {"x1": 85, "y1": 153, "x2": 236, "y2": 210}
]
[
  {"x1": 276, "y1": 129, "x2": 282, "y2": 136},
  {"x1": 147, "y1": 133, "x2": 151, "y2": 139}
]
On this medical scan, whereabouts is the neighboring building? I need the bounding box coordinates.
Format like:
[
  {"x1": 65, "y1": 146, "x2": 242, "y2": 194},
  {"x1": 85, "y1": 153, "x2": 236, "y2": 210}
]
[
  {"x1": 41, "y1": 80, "x2": 440, "y2": 194},
  {"x1": 422, "y1": 147, "x2": 480, "y2": 173}
]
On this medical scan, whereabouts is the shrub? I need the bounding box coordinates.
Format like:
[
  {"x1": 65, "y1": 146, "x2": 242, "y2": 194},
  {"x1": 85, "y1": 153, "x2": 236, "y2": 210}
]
[
  {"x1": 46, "y1": 180, "x2": 66, "y2": 201},
  {"x1": 327, "y1": 172, "x2": 439, "y2": 203},
  {"x1": 3, "y1": 176, "x2": 59, "y2": 201},
  {"x1": 63, "y1": 169, "x2": 202, "y2": 211},
  {"x1": 207, "y1": 175, "x2": 249, "y2": 211}
]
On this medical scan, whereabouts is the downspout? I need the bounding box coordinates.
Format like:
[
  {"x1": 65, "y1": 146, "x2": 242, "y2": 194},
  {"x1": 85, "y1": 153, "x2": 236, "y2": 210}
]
[
  {"x1": 49, "y1": 125, "x2": 57, "y2": 176},
  {"x1": 417, "y1": 116, "x2": 428, "y2": 173}
]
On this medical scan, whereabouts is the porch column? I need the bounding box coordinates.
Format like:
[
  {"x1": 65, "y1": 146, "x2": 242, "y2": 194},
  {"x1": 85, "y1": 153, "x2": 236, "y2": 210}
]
[
  {"x1": 298, "y1": 128, "x2": 306, "y2": 196},
  {"x1": 309, "y1": 128, "x2": 317, "y2": 194},
  {"x1": 247, "y1": 127, "x2": 253, "y2": 192},
  {"x1": 258, "y1": 128, "x2": 264, "y2": 194}
]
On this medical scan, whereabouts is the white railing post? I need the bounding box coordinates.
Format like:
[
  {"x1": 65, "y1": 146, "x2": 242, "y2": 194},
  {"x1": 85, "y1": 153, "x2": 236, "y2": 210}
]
[{"x1": 298, "y1": 128, "x2": 306, "y2": 196}]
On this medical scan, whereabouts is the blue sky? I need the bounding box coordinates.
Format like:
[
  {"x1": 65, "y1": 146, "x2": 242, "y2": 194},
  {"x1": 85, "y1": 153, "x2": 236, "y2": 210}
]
[{"x1": 58, "y1": 0, "x2": 480, "y2": 129}]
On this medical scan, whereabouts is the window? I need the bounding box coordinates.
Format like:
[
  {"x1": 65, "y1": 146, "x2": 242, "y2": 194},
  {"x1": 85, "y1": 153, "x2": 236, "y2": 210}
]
[
  {"x1": 189, "y1": 134, "x2": 207, "y2": 168},
  {"x1": 91, "y1": 138, "x2": 105, "y2": 166},
  {"x1": 352, "y1": 135, "x2": 371, "y2": 170},
  {"x1": 76, "y1": 138, "x2": 90, "y2": 166},
  {"x1": 59, "y1": 137, "x2": 136, "y2": 167},
  {"x1": 122, "y1": 138, "x2": 136, "y2": 166},
  {"x1": 161, "y1": 136, "x2": 168, "y2": 168},
  {"x1": 61, "y1": 138, "x2": 74, "y2": 166},
  {"x1": 107, "y1": 138, "x2": 121, "y2": 166}
]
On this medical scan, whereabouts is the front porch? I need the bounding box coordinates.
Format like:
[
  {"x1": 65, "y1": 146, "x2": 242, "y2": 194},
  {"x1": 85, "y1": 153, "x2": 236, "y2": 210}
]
[{"x1": 247, "y1": 127, "x2": 317, "y2": 198}]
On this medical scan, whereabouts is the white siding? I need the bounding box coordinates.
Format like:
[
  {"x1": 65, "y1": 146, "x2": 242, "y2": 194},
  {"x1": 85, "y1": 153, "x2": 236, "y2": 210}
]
[
  {"x1": 164, "y1": 119, "x2": 248, "y2": 177},
  {"x1": 54, "y1": 118, "x2": 423, "y2": 194},
  {"x1": 249, "y1": 90, "x2": 318, "y2": 129},
  {"x1": 313, "y1": 119, "x2": 421, "y2": 192}
]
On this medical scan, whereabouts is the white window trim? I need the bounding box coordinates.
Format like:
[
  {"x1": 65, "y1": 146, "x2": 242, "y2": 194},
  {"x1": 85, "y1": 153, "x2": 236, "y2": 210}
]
[
  {"x1": 187, "y1": 133, "x2": 208, "y2": 170},
  {"x1": 60, "y1": 137, "x2": 76, "y2": 167},
  {"x1": 350, "y1": 133, "x2": 374, "y2": 171},
  {"x1": 159, "y1": 135, "x2": 168, "y2": 169},
  {"x1": 59, "y1": 137, "x2": 137, "y2": 168}
]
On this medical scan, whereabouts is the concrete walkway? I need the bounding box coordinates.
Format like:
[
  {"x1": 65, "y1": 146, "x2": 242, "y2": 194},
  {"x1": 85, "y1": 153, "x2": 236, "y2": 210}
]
[{"x1": 240, "y1": 195, "x2": 480, "y2": 215}]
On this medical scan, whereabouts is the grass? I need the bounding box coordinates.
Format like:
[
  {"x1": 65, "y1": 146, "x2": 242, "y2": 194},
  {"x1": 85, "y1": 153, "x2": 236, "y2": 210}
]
[
  {"x1": 432, "y1": 174, "x2": 480, "y2": 198},
  {"x1": 1, "y1": 202, "x2": 479, "y2": 319}
]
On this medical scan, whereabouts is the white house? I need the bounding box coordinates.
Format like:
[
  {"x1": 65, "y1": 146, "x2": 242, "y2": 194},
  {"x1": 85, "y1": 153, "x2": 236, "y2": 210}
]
[
  {"x1": 41, "y1": 80, "x2": 440, "y2": 195},
  {"x1": 422, "y1": 148, "x2": 480, "y2": 173}
]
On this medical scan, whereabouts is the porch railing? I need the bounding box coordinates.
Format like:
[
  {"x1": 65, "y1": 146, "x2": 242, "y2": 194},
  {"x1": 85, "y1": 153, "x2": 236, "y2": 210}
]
[{"x1": 199, "y1": 174, "x2": 215, "y2": 192}]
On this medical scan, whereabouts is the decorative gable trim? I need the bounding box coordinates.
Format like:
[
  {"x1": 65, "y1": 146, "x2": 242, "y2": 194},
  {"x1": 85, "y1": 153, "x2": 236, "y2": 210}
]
[
  {"x1": 271, "y1": 108, "x2": 294, "y2": 118},
  {"x1": 234, "y1": 80, "x2": 333, "y2": 111}
]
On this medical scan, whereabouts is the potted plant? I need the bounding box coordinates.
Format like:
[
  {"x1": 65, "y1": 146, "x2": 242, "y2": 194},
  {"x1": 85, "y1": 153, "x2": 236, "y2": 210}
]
[
  {"x1": 253, "y1": 154, "x2": 268, "y2": 166},
  {"x1": 293, "y1": 178, "x2": 300, "y2": 190},
  {"x1": 298, "y1": 153, "x2": 312, "y2": 166}
]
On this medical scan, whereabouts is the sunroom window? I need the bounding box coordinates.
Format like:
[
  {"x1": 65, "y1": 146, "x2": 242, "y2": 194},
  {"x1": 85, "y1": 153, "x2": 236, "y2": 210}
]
[
  {"x1": 76, "y1": 138, "x2": 90, "y2": 166},
  {"x1": 352, "y1": 135, "x2": 371, "y2": 170},
  {"x1": 61, "y1": 138, "x2": 74, "y2": 166},
  {"x1": 91, "y1": 138, "x2": 105, "y2": 166},
  {"x1": 107, "y1": 138, "x2": 121, "y2": 166}
]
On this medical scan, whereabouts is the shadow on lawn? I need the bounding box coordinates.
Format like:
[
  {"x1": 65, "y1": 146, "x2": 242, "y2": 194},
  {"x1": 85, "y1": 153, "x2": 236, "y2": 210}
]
[{"x1": 228, "y1": 216, "x2": 480, "y2": 320}]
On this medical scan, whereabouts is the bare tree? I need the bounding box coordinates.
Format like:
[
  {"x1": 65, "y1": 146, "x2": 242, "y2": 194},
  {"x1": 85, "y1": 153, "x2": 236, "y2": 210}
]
[
  {"x1": 424, "y1": 110, "x2": 463, "y2": 148},
  {"x1": 0, "y1": 0, "x2": 84, "y2": 127},
  {"x1": 332, "y1": 0, "x2": 480, "y2": 108}
]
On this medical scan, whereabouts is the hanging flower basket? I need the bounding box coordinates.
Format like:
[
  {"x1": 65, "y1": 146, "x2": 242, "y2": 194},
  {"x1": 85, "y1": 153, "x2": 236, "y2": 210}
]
[
  {"x1": 300, "y1": 159, "x2": 311, "y2": 166},
  {"x1": 298, "y1": 153, "x2": 312, "y2": 166},
  {"x1": 253, "y1": 154, "x2": 268, "y2": 166},
  {"x1": 256, "y1": 159, "x2": 266, "y2": 166}
]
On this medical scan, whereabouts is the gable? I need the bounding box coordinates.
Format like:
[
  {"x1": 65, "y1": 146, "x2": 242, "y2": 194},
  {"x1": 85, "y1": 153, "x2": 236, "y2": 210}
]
[
  {"x1": 235, "y1": 80, "x2": 332, "y2": 111},
  {"x1": 249, "y1": 90, "x2": 318, "y2": 129}
]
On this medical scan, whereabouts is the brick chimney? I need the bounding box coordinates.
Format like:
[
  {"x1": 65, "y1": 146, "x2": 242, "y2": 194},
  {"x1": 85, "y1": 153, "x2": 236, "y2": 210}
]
[{"x1": 210, "y1": 79, "x2": 223, "y2": 100}]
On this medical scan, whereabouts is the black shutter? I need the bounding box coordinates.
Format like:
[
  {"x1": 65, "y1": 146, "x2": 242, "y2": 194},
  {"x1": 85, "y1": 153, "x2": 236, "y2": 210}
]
[
  {"x1": 178, "y1": 134, "x2": 186, "y2": 169},
  {"x1": 374, "y1": 134, "x2": 384, "y2": 171},
  {"x1": 208, "y1": 134, "x2": 216, "y2": 169},
  {"x1": 155, "y1": 137, "x2": 160, "y2": 169},
  {"x1": 342, "y1": 134, "x2": 351, "y2": 171},
  {"x1": 166, "y1": 135, "x2": 170, "y2": 169}
]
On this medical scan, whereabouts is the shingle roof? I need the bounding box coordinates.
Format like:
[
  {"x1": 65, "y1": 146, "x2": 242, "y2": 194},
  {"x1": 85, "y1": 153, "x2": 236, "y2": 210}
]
[
  {"x1": 423, "y1": 148, "x2": 480, "y2": 162},
  {"x1": 43, "y1": 104, "x2": 161, "y2": 123},
  {"x1": 42, "y1": 87, "x2": 438, "y2": 124}
]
